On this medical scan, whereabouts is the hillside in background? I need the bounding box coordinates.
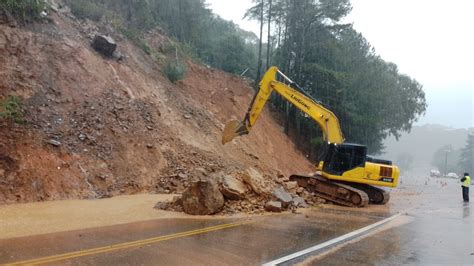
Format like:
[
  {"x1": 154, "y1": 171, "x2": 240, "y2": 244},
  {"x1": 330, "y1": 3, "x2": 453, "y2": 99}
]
[
  {"x1": 383, "y1": 124, "x2": 473, "y2": 176},
  {"x1": 0, "y1": 3, "x2": 314, "y2": 204}
]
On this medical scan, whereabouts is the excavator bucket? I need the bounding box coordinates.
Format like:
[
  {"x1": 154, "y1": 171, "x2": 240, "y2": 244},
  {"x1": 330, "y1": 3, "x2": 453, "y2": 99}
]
[{"x1": 222, "y1": 120, "x2": 247, "y2": 145}]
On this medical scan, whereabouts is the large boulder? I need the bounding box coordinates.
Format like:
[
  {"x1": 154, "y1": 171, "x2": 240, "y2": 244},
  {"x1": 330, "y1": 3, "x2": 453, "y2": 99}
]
[
  {"x1": 91, "y1": 35, "x2": 117, "y2": 57},
  {"x1": 241, "y1": 168, "x2": 272, "y2": 197},
  {"x1": 272, "y1": 187, "x2": 293, "y2": 208},
  {"x1": 221, "y1": 175, "x2": 248, "y2": 200},
  {"x1": 265, "y1": 201, "x2": 282, "y2": 212},
  {"x1": 181, "y1": 180, "x2": 224, "y2": 215}
]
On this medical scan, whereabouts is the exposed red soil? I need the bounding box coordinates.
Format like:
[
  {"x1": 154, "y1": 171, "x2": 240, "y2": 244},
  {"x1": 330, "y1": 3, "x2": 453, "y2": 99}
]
[{"x1": 0, "y1": 8, "x2": 313, "y2": 204}]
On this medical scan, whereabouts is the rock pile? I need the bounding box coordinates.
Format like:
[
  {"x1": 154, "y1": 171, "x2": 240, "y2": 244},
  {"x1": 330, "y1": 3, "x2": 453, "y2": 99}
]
[{"x1": 155, "y1": 167, "x2": 319, "y2": 215}]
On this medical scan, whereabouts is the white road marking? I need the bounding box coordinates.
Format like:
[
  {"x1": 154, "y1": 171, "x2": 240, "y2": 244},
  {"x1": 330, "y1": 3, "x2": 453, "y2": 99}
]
[{"x1": 262, "y1": 212, "x2": 403, "y2": 266}]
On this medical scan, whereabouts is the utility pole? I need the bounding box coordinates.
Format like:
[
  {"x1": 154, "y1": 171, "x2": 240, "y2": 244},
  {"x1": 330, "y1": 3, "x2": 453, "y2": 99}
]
[{"x1": 444, "y1": 149, "x2": 450, "y2": 176}]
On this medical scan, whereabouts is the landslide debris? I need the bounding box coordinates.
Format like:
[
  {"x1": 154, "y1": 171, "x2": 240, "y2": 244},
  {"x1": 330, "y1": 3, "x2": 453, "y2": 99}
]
[
  {"x1": 0, "y1": 1, "x2": 316, "y2": 213},
  {"x1": 155, "y1": 167, "x2": 325, "y2": 215}
]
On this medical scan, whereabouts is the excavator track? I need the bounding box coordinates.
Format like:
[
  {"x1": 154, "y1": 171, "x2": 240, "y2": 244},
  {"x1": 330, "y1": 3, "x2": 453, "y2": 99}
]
[
  {"x1": 290, "y1": 175, "x2": 369, "y2": 207},
  {"x1": 340, "y1": 183, "x2": 390, "y2": 205}
]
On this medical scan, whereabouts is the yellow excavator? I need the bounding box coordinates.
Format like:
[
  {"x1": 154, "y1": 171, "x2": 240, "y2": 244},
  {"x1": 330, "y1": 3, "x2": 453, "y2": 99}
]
[{"x1": 222, "y1": 67, "x2": 399, "y2": 207}]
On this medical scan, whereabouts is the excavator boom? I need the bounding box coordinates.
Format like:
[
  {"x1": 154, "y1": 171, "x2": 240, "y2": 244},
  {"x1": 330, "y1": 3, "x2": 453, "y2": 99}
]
[{"x1": 222, "y1": 67, "x2": 344, "y2": 145}]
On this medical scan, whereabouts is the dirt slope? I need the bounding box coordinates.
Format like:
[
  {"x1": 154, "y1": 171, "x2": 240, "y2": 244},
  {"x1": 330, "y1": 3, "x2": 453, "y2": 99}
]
[{"x1": 0, "y1": 8, "x2": 313, "y2": 204}]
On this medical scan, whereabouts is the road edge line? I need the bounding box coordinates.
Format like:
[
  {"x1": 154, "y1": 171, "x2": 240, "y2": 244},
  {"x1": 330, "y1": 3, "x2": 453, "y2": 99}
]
[{"x1": 262, "y1": 212, "x2": 403, "y2": 266}]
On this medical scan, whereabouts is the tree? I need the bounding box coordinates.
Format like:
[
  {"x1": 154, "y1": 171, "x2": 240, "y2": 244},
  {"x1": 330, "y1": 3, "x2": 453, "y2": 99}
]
[
  {"x1": 66, "y1": 0, "x2": 258, "y2": 78},
  {"x1": 246, "y1": 0, "x2": 426, "y2": 156},
  {"x1": 459, "y1": 134, "x2": 474, "y2": 175},
  {"x1": 266, "y1": 0, "x2": 272, "y2": 70},
  {"x1": 254, "y1": 0, "x2": 265, "y2": 86}
]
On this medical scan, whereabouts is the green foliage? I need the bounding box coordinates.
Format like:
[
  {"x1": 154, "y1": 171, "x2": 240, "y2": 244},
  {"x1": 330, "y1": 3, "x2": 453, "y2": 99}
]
[
  {"x1": 0, "y1": 96, "x2": 25, "y2": 124},
  {"x1": 459, "y1": 134, "x2": 474, "y2": 175},
  {"x1": 137, "y1": 39, "x2": 151, "y2": 55},
  {"x1": 0, "y1": 0, "x2": 45, "y2": 21},
  {"x1": 253, "y1": 0, "x2": 426, "y2": 155},
  {"x1": 163, "y1": 61, "x2": 187, "y2": 83},
  {"x1": 62, "y1": 0, "x2": 257, "y2": 78},
  {"x1": 65, "y1": 0, "x2": 104, "y2": 21},
  {"x1": 119, "y1": 27, "x2": 152, "y2": 55}
]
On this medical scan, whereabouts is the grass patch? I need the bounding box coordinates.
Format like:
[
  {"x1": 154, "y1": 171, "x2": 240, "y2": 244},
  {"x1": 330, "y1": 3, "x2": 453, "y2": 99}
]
[
  {"x1": 65, "y1": 0, "x2": 104, "y2": 21},
  {"x1": 0, "y1": 96, "x2": 26, "y2": 124},
  {"x1": 163, "y1": 61, "x2": 187, "y2": 83},
  {"x1": 0, "y1": 0, "x2": 46, "y2": 22}
]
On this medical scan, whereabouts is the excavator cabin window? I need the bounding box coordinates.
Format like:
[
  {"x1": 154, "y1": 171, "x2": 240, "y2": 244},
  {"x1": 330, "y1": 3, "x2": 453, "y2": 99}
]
[{"x1": 322, "y1": 143, "x2": 367, "y2": 175}]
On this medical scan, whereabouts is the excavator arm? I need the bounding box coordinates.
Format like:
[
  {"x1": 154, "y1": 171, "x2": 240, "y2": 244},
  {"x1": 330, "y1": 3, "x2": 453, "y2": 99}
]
[
  {"x1": 222, "y1": 66, "x2": 344, "y2": 145},
  {"x1": 222, "y1": 66, "x2": 399, "y2": 207}
]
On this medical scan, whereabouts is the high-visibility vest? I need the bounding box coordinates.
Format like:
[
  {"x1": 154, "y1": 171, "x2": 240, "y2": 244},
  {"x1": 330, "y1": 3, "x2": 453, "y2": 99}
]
[{"x1": 463, "y1": 175, "x2": 471, "y2": 187}]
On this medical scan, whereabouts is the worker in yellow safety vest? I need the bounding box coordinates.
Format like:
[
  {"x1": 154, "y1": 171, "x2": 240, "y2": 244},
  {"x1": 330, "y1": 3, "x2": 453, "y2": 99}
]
[{"x1": 460, "y1": 173, "x2": 470, "y2": 202}]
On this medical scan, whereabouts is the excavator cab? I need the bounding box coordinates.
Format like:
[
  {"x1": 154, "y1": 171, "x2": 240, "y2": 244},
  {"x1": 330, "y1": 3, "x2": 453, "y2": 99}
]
[{"x1": 321, "y1": 143, "x2": 367, "y2": 176}]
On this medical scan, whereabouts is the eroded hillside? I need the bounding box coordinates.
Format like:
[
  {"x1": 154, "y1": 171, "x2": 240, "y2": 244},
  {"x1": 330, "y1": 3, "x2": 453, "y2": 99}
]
[{"x1": 0, "y1": 6, "x2": 313, "y2": 204}]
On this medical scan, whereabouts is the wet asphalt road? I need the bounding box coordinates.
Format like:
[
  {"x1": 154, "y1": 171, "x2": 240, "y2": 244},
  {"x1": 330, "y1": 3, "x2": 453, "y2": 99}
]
[
  {"x1": 0, "y1": 208, "x2": 389, "y2": 265},
  {"x1": 0, "y1": 178, "x2": 472, "y2": 265},
  {"x1": 306, "y1": 180, "x2": 473, "y2": 265}
]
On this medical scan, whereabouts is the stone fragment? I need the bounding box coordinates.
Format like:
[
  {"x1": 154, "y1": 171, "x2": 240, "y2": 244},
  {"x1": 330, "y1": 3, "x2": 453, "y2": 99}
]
[
  {"x1": 265, "y1": 201, "x2": 282, "y2": 212},
  {"x1": 177, "y1": 173, "x2": 188, "y2": 179},
  {"x1": 296, "y1": 187, "x2": 304, "y2": 194},
  {"x1": 241, "y1": 168, "x2": 272, "y2": 197},
  {"x1": 46, "y1": 139, "x2": 61, "y2": 147},
  {"x1": 285, "y1": 181, "x2": 298, "y2": 191},
  {"x1": 190, "y1": 167, "x2": 208, "y2": 182},
  {"x1": 272, "y1": 187, "x2": 292, "y2": 208},
  {"x1": 78, "y1": 133, "x2": 87, "y2": 141},
  {"x1": 292, "y1": 196, "x2": 309, "y2": 208},
  {"x1": 221, "y1": 175, "x2": 248, "y2": 200}
]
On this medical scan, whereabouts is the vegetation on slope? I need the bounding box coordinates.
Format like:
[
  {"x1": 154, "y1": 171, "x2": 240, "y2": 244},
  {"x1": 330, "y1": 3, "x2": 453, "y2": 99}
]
[
  {"x1": 0, "y1": 0, "x2": 45, "y2": 22},
  {"x1": 4, "y1": 0, "x2": 427, "y2": 157},
  {"x1": 247, "y1": 0, "x2": 426, "y2": 155},
  {"x1": 65, "y1": 0, "x2": 258, "y2": 79}
]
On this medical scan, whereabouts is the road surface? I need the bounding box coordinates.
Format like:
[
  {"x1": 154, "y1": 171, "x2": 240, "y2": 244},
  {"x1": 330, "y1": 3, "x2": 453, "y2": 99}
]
[{"x1": 0, "y1": 177, "x2": 472, "y2": 265}]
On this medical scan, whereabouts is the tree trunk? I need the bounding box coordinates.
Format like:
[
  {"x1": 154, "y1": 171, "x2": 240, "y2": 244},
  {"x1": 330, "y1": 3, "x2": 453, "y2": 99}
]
[
  {"x1": 255, "y1": 0, "x2": 265, "y2": 87},
  {"x1": 266, "y1": 0, "x2": 272, "y2": 70}
]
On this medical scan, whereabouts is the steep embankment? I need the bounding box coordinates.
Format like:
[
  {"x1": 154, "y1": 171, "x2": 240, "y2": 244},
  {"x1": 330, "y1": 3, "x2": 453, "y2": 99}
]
[{"x1": 0, "y1": 7, "x2": 313, "y2": 204}]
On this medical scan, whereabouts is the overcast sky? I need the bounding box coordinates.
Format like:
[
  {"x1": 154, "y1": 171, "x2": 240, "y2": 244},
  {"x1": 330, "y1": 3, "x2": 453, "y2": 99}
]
[{"x1": 206, "y1": 0, "x2": 474, "y2": 129}]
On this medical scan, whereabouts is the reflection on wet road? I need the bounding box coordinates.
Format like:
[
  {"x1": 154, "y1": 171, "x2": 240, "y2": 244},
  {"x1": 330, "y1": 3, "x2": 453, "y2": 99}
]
[
  {"x1": 0, "y1": 207, "x2": 388, "y2": 265},
  {"x1": 304, "y1": 179, "x2": 473, "y2": 265},
  {"x1": 0, "y1": 178, "x2": 471, "y2": 265}
]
